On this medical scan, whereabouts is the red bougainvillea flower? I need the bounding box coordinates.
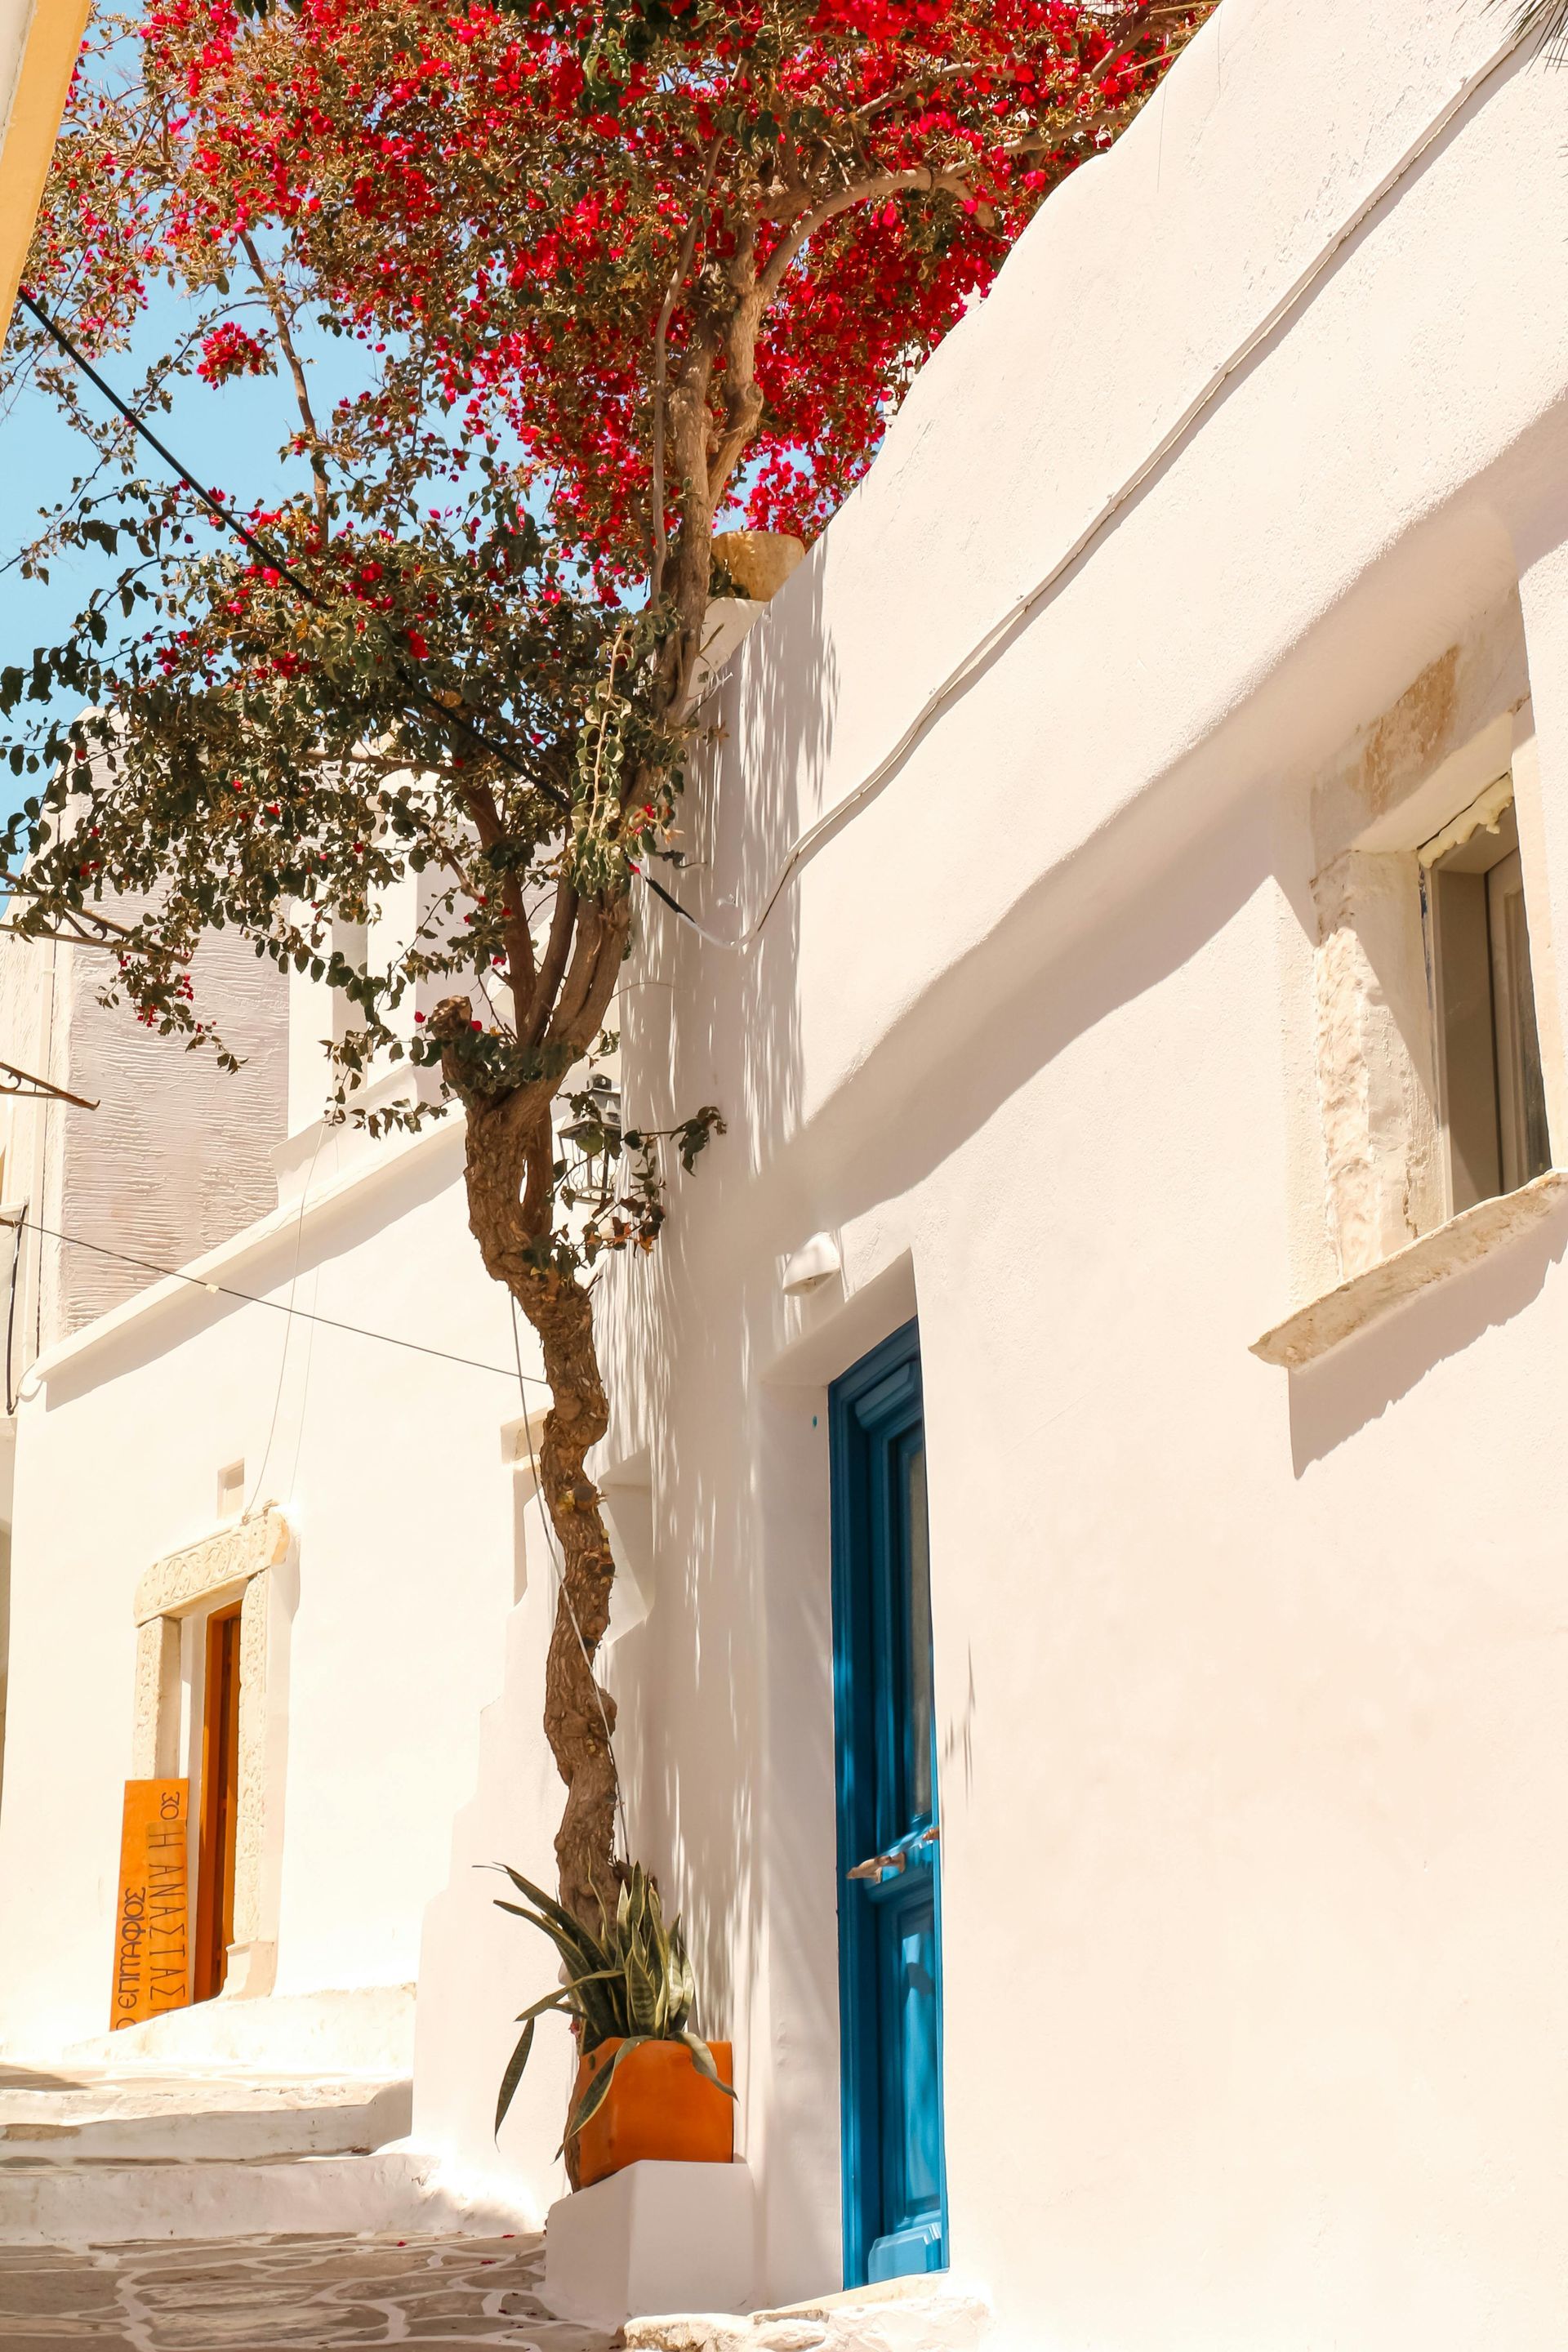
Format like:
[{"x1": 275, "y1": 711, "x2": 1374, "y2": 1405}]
[
  {"x1": 195, "y1": 319, "x2": 273, "y2": 384},
  {"x1": 24, "y1": 0, "x2": 1215, "y2": 586}
]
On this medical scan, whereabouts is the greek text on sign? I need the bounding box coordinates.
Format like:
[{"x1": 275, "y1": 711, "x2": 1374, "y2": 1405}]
[{"x1": 111, "y1": 1779, "x2": 190, "y2": 2029}]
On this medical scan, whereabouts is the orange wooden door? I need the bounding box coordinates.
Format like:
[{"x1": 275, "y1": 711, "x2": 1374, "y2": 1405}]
[{"x1": 193, "y1": 1603, "x2": 242, "y2": 2001}]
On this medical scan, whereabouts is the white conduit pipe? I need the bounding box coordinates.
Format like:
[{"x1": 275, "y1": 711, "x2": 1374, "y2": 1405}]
[{"x1": 640, "y1": 17, "x2": 1533, "y2": 956}]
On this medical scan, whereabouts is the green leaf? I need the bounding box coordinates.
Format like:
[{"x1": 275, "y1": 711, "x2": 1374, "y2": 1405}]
[
  {"x1": 625, "y1": 1940, "x2": 660, "y2": 2036},
  {"x1": 680, "y1": 2033, "x2": 736, "y2": 2099},
  {"x1": 492, "y1": 1898, "x2": 563, "y2": 1936},
  {"x1": 578, "y1": 1980, "x2": 626, "y2": 2043},
  {"x1": 564, "y1": 2033, "x2": 649, "y2": 2146},
  {"x1": 514, "y1": 1989, "x2": 575, "y2": 2026},
  {"x1": 496, "y1": 1864, "x2": 610, "y2": 1971},
  {"x1": 556, "y1": 1964, "x2": 623, "y2": 2013},
  {"x1": 494, "y1": 2016, "x2": 537, "y2": 2139}
]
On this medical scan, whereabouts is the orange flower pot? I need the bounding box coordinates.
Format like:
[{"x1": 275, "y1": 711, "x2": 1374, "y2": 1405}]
[{"x1": 570, "y1": 2037, "x2": 734, "y2": 2189}]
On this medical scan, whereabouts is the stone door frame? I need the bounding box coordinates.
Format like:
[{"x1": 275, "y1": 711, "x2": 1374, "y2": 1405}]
[{"x1": 131, "y1": 1508, "x2": 292, "y2": 1998}]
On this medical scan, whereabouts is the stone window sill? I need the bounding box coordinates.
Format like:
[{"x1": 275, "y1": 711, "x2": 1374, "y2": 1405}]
[{"x1": 1251, "y1": 1168, "x2": 1568, "y2": 1370}]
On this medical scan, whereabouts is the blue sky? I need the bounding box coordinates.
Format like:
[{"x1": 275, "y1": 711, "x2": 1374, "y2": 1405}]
[{"x1": 0, "y1": 281, "x2": 363, "y2": 822}]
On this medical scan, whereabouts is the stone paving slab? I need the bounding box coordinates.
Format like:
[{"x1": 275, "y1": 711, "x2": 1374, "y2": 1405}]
[{"x1": 0, "y1": 2232, "x2": 615, "y2": 2350}]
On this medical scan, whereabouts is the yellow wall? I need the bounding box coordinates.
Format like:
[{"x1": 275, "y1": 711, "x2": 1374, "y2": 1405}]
[{"x1": 0, "y1": 0, "x2": 91, "y2": 347}]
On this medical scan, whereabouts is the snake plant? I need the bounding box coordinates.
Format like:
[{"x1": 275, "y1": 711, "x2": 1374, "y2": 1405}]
[{"x1": 492, "y1": 1860, "x2": 734, "y2": 2145}]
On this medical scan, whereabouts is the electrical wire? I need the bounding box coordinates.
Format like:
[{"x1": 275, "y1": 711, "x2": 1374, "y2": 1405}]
[
  {"x1": 0, "y1": 1210, "x2": 549, "y2": 1384},
  {"x1": 510, "y1": 1292, "x2": 630, "y2": 1866},
  {"x1": 16, "y1": 289, "x2": 570, "y2": 814}
]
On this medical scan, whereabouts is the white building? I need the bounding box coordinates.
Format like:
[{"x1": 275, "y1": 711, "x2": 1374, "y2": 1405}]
[
  {"x1": 418, "y1": 2, "x2": 1568, "y2": 2344},
  {"x1": 6, "y1": 2, "x2": 1568, "y2": 2347}
]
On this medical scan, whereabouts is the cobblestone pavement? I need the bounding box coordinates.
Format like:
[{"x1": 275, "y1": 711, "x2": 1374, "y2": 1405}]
[{"x1": 0, "y1": 2233, "x2": 615, "y2": 2351}]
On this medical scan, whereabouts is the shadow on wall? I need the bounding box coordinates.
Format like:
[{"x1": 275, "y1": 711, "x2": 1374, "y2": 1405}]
[
  {"x1": 600, "y1": 539, "x2": 1295, "y2": 2103},
  {"x1": 1286, "y1": 1199, "x2": 1568, "y2": 1472},
  {"x1": 590, "y1": 549, "x2": 839, "y2": 2265},
  {"x1": 805, "y1": 766, "x2": 1279, "y2": 1236}
]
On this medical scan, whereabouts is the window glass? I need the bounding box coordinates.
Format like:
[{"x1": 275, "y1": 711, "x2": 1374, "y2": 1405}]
[{"x1": 1428, "y1": 795, "x2": 1552, "y2": 1213}]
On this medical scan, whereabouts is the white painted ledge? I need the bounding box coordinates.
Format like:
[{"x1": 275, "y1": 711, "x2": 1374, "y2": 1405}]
[
  {"x1": 544, "y1": 2160, "x2": 756, "y2": 2331},
  {"x1": 1251, "y1": 1169, "x2": 1568, "y2": 1370}
]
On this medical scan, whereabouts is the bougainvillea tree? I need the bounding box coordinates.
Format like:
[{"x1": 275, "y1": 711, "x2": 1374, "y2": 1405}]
[{"x1": 2, "y1": 0, "x2": 1215, "y2": 1925}]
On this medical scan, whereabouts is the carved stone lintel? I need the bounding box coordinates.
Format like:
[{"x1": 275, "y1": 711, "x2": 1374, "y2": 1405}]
[{"x1": 133, "y1": 1509, "x2": 290, "y2": 1626}]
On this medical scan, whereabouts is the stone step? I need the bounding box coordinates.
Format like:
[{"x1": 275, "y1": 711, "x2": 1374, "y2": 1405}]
[
  {"x1": 0, "y1": 2145, "x2": 532, "y2": 2244},
  {"x1": 621, "y1": 2279, "x2": 991, "y2": 2352},
  {"x1": 0, "y1": 2062, "x2": 411, "y2": 2163},
  {"x1": 63, "y1": 1982, "x2": 415, "y2": 2077}
]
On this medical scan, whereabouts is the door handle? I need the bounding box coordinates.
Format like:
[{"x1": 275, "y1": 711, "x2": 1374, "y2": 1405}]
[
  {"x1": 847, "y1": 1849, "x2": 906, "y2": 1882},
  {"x1": 847, "y1": 1824, "x2": 941, "y2": 1882}
]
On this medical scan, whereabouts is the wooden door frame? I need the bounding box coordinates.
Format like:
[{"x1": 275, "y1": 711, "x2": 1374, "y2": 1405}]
[{"x1": 193, "y1": 1600, "x2": 243, "y2": 2002}]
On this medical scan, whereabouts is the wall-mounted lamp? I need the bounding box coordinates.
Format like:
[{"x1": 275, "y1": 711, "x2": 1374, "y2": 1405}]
[
  {"x1": 782, "y1": 1232, "x2": 841, "y2": 1296},
  {"x1": 560, "y1": 1072, "x2": 621, "y2": 1153}
]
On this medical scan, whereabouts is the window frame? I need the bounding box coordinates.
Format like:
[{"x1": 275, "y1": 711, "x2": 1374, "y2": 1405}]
[{"x1": 1422, "y1": 782, "x2": 1552, "y2": 1221}]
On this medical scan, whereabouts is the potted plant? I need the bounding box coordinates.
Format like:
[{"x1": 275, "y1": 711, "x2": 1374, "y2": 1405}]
[{"x1": 492, "y1": 1860, "x2": 736, "y2": 2187}]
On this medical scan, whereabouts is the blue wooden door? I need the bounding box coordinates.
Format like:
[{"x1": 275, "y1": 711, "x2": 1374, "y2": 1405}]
[{"x1": 831, "y1": 1321, "x2": 948, "y2": 2287}]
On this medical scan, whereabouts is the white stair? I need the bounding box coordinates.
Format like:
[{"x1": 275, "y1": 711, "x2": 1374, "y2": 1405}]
[
  {"x1": 0, "y1": 2058, "x2": 528, "y2": 2243},
  {"x1": 0, "y1": 2062, "x2": 410, "y2": 2161}
]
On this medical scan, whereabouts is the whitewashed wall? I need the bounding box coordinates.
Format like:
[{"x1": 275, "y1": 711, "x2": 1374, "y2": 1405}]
[
  {"x1": 412, "y1": 2, "x2": 1568, "y2": 2345},
  {"x1": 0, "y1": 917, "x2": 291, "y2": 1974},
  {"x1": 0, "y1": 1082, "x2": 558, "y2": 2076}
]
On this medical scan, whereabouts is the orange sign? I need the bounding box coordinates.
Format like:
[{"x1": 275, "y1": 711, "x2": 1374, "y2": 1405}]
[{"x1": 110, "y1": 1779, "x2": 191, "y2": 2030}]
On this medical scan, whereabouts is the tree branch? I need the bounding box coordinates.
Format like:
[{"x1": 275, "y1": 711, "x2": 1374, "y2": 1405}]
[
  {"x1": 755, "y1": 162, "x2": 979, "y2": 314},
  {"x1": 238, "y1": 230, "x2": 329, "y2": 541},
  {"x1": 1085, "y1": 2, "x2": 1157, "y2": 87},
  {"x1": 458, "y1": 776, "x2": 539, "y2": 1017},
  {"x1": 650, "y1": 135, "x2": 724, "y2": 604},
  {"x1": 523, "y1": 874, "x2": 579, "y2": 1051}
]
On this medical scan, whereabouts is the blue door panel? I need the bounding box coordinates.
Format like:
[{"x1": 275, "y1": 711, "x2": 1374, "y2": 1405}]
[{"x1": 831, "y1": 1321, "x2": 949, "y2": 2289}]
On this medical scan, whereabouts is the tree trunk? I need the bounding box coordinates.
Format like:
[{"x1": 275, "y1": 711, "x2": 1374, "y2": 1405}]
[
  {"x1": 431, "y1": 909, "x2": 630, "y2": 1931},
  {"x1": 514, "y1": 1259, "x2": 621, "y2": 1930}
]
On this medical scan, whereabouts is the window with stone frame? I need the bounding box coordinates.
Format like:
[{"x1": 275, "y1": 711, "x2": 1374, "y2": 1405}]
[{"x1": 1256, "y1": 620, "x2": 1568, "y2": 1371}]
